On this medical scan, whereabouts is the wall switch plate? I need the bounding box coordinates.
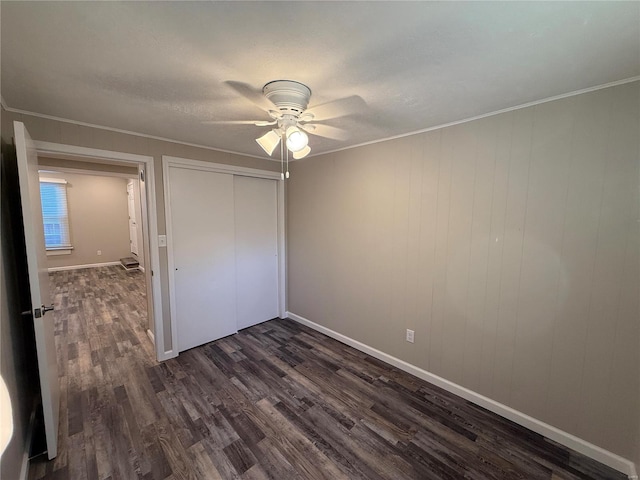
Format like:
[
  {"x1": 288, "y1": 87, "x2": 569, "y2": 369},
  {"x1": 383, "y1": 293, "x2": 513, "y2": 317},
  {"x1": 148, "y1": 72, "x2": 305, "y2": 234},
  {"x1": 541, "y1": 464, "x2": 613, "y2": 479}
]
[
  {"x1": 406, "y1": 329, "x2": 415, "y2": 343},
  {"x1": 97, "y1": 250, "x2": 102, "y2": 256},
  {"x1": 158, "y1": 235, "x2": 167, "y2": 247}
]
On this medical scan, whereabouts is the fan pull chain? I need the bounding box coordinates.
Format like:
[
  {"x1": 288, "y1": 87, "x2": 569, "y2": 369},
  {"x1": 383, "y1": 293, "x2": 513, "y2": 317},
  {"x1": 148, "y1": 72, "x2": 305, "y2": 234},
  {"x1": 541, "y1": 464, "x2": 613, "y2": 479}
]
[
  {"x1": 280, "y1": 133, "x2": 285, "y2": 181},
  {"x1": 286, "y1": 146, "x2": 290, "y2": 179}
]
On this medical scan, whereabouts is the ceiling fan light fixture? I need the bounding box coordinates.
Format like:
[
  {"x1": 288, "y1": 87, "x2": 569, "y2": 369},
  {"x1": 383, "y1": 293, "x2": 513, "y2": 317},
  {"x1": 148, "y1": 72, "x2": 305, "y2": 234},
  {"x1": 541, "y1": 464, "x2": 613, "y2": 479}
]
[
  {"x1": 256, "y1": 129, "x2": 281, "y2": 156},
  {"x1": 292, "y1": 145, "x2": 311, "y2": 160},
  {"x1": 221, "y1": 80, "x2": 349, "y2": 168},
  {"x1": 285, "y1": 126, "x2": 308, "y2": 152}
]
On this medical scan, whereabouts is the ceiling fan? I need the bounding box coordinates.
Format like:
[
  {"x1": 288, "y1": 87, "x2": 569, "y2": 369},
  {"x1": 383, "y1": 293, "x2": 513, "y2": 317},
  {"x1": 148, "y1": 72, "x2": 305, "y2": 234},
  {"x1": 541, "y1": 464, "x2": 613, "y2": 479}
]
[{"x1": 205, "y1": 80, "x2": 362, "y2": 177}]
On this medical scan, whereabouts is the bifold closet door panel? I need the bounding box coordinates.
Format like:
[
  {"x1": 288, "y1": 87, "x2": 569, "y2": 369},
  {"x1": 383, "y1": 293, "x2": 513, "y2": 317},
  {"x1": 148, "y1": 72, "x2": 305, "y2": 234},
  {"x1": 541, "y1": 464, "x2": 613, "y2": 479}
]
[
  {"x1": 234, "y1": 175, "x2": 279, "y2": 329},
  {"x1": 169, "y1": 167, "x2": 237, "y2": 352}
]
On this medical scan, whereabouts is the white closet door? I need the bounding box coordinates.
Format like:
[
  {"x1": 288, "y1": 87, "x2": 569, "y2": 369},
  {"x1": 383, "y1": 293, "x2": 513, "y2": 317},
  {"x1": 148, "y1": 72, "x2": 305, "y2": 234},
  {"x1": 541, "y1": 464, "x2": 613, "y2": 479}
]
[
  {"x1": 169, "y1": 167, "x2": 237, "y2": 352},
  {"x1": 234, "y1": 176, "x2": 279, "y2": 329}
]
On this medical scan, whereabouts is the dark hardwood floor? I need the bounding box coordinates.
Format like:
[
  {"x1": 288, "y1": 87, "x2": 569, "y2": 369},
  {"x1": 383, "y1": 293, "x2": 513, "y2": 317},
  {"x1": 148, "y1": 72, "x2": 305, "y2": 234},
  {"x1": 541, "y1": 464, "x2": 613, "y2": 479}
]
[{"x1": 29, "y1": 265, "x2": 626, "y2": 480}]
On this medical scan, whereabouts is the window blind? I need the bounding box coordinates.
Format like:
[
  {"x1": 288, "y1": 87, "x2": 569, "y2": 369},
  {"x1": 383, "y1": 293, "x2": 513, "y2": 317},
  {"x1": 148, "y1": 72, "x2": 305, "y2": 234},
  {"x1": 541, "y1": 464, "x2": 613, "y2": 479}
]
[{"x1": 39, "y1": 178, "x2": 71, "y2": 249}]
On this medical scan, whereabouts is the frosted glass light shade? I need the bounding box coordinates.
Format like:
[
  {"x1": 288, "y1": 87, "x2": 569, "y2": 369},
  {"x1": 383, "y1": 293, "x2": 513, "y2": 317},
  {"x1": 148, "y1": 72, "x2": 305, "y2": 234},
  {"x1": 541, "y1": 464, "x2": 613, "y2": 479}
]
[
  {"x1": 256, "y1": 130, "x2": 281, "y2": 156},
  {"x1": 292, "y1": 145, "x2": 311, "y2": 159},
  {"x1": 285, "y1": 127, "x2": 308, "y2": 152}
]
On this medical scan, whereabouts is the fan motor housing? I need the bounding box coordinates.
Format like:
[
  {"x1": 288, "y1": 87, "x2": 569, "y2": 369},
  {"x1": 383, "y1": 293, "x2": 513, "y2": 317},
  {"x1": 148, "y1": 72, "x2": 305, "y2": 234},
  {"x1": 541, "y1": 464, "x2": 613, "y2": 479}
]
[{"x1": 263, "y1": 80, "x2": 311, "y2": 116}]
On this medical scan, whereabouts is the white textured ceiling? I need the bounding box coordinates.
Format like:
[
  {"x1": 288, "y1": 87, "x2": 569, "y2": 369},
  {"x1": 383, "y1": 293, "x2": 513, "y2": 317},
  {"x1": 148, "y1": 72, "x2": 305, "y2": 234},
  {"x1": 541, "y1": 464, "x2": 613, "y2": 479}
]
[{"x1": 2, "y1": 1, "x2": 639, "y2": 160}]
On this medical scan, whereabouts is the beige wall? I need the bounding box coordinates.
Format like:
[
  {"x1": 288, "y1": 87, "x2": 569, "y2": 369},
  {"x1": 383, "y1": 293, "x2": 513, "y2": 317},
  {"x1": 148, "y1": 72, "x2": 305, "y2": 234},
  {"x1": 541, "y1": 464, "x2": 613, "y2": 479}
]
[
  {"x1": 39, "y1": 171, "x2": 131, "y2": 269},
  {"x1": 288, "y1": 81, "x2": 640, "y2": 463},
  {"x1": 1, "y1": 107, "x2": 278, "y2": 354}
]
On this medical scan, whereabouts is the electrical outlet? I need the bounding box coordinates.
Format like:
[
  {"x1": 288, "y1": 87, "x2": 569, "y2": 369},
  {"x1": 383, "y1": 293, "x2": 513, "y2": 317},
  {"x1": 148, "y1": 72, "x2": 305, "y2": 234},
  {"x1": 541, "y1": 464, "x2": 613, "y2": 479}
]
[
  {"x1": 406, "y1": 329, "x2": 415, "y2": 343},
  {"x1": 97, "y1": 250, "x2": 102, "y2": 256}
]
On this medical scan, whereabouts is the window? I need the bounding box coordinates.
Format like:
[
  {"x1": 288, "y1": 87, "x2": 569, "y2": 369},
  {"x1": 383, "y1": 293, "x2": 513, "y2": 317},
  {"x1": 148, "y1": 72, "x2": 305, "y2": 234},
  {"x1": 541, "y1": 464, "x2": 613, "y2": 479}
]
[{"x1": 39, "y1": 178, "x2": 72, "y2": 251}]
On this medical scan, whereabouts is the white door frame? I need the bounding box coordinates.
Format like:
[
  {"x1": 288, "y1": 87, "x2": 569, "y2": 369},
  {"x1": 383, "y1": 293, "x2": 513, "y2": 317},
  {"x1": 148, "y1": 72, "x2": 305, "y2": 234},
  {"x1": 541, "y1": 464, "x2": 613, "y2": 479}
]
[
  {"x1": 162, "y1": 155, "x2": 286, "y2": 356},
  {"x1": 32, "y1": 141, "x2": 169, "y2": 361}
]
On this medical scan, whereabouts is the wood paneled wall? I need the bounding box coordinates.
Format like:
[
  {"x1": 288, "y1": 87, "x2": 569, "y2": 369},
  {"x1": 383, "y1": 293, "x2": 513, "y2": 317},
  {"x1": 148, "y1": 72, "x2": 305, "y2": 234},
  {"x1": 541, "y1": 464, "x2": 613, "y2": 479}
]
[{"x1": 287, "y1": 81, "x2": 640, "y2": 463}]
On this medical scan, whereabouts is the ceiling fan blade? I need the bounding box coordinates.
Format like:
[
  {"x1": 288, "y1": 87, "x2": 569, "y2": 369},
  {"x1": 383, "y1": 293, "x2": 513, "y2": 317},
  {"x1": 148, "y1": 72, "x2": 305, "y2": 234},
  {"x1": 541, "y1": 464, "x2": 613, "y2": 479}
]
[
  {"x1": 224, "y1": 81, "x2": 281, "y2": 116},
  {"x1": 303, "y1": 95, "x2": 365, "y2": 122},
  {"x1": 202, "y1": 119, "x2": 277, "y2": 126},
  {"x1": 300, "y1": 123, "x2": 349, "y2": 141}
]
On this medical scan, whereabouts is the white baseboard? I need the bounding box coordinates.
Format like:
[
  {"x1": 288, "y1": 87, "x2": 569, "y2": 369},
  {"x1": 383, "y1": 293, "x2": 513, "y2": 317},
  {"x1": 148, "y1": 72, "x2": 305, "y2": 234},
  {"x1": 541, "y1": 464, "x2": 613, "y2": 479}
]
[
  {"x1": 146, "y1": 329, "x2": 154, "y2": 344},
  {"x1": 48, "y1": 261, "x2": 120, "y2": 272},
  {"x1": 139, "y1": 265, "x2": 145, "y2": 273},
  {"x1": 286, "y1": 311, "x2": 637, "y2": 479}
]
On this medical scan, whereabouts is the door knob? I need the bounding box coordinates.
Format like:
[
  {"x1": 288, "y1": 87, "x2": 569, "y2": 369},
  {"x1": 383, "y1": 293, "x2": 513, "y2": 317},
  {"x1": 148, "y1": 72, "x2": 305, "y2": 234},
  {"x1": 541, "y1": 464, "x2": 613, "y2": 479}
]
[{"x1": 41, "y1": 304, "x2": 54, "y2": 314}]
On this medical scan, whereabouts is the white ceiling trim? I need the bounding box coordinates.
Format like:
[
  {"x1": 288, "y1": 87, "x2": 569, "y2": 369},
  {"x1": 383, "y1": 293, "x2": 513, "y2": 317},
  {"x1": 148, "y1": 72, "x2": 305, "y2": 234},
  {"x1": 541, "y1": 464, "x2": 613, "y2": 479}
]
[
  {"x1": 313, "y1": 76, "x2": 640, "y2": 159},
  {"x1": 3, "y1": 105, "x2": 274, "y2": 162},
  {"x1": 6, "y1": 76, "x2": 639, "y2": 163}
]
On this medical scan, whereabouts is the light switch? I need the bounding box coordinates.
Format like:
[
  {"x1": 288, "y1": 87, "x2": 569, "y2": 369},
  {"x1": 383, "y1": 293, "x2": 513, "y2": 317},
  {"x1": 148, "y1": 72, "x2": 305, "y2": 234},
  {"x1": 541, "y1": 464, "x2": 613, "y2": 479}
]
[{"x1": 158, "y1": 235, "x2": 167, "y2": 247}]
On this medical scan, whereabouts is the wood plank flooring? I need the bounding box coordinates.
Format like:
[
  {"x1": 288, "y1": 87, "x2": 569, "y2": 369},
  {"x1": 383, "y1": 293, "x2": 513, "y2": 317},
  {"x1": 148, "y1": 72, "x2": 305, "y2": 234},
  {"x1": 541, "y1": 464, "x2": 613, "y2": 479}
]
[{"x1": 29, "y1": 265, "x2": 626, "y2": 480}]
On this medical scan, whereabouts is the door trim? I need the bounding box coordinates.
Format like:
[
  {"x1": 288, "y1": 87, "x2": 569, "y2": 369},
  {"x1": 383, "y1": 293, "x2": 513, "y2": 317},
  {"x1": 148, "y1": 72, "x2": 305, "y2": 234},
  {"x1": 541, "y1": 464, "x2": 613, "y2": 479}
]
[
  {"x1": 32, "y1": 141, "x2": 169, "y2": 361},
  {"x1": 162, "y1": 155, "x2": 286, "y2": 356}
]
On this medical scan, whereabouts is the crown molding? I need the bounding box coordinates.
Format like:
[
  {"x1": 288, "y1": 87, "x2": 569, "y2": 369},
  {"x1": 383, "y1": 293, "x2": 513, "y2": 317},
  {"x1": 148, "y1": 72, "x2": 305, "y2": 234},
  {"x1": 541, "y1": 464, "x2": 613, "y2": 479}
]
[
  {"x1": 4, "y1": 76, "x2": 639, "y2": 163},
  {"x1": 1, "y1": 105, "x2": 277, "y2": 162},
  {"x1": 309, "y1": 75, "x2": 640, "y2": 159}
]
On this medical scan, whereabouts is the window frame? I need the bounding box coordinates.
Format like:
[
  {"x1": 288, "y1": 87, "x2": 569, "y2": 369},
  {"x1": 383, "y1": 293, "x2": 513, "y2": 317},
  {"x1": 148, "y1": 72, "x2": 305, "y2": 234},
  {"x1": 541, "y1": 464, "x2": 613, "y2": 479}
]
[{"x1": 39, "y1": 177, "x2": 73, "y2": 255}]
